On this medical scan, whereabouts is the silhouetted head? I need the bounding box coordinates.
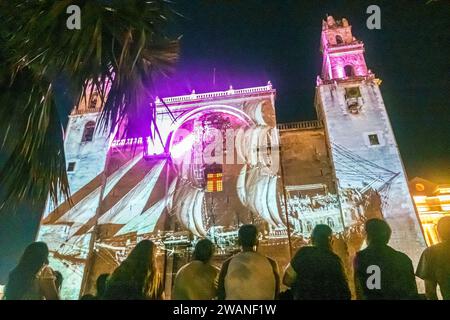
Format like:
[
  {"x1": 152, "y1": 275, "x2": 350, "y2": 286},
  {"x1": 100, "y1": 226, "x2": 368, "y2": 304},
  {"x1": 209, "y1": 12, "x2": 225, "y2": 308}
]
[
  {"x1": 238, "y1": 224, "x2": 258, "y2": 250},
  {"x1": 192, "y1": 239, "x2": 215, "y2": 263},
  {"x1": 104, "y1": 240, "x2": 160, "y2": 299},
  {"x1": 5, "y1": 242, "x2": 49, "y2": 300},
  {"x1": 437, "y1": 216, "x2": 450, "y2": 242},
  {"x1": 54, "y1": 271, "x2": 63, "y2": 291},
  {"x1": 96, "y1": 273, "x2": 109, "y2": 298},
  {"x1": 311, "y1": 224, "x2": 333, "y2": 249},
  {"x1": 365, "y1": 218, "x2": 391, "y2": 246},
  {"x1": 127, "y1": 239, "x2": 155, "y2": 264}
]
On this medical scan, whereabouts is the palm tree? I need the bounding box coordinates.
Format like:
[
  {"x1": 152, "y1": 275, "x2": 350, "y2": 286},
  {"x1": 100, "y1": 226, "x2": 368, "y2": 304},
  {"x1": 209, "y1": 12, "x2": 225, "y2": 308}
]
[{"x1": 0, "y1": 0, "x2": 179, "y2": 208}]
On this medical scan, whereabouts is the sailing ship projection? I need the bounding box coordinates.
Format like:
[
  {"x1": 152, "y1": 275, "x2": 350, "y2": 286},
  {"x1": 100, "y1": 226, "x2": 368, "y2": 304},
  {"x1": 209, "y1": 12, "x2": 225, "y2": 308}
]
[
  {"x1": 36, "y1": 83, "x2": 413, "y2": 299},
  {"x1": 331, "y1": 142, "x2": 398, "y2": 223},
  {"x1": 35, "y1": 16, "x2": 428, "y2": 299},
  {"x1": 37, "y1": 85, "x2": 291, "y2": 299}
]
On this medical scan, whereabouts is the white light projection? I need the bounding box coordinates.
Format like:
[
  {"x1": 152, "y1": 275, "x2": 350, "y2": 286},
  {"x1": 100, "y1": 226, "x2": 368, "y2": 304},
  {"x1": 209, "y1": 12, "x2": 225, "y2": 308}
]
[
  {"x1": 37, "y1": 152, "x2": 148, "y2": 299},
  {"x1": 39, "y1": 81, "x2": 391, "y2": 298},
  {"x1": 98, "y1": 160, "x2": 166, "y2": 225},
  {"x1": 116, "y1": 199, "x2": 167, "y2": 236}
]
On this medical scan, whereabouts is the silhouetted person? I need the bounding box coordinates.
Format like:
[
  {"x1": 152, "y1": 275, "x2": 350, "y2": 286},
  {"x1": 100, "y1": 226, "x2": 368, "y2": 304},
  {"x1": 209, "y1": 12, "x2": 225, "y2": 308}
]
[
  {"x1": 354, "y1": 218, "x2": 418, "y2": 300},
  {"x1": 217, "y1": 224, "x2": 280, "y2": 300},
  {"x1": 4, "y1": 242, "x2": 59, "y2": 300},
  {"x1": 173, "y1": 239, "x2": 219, "y2": 300},
  {"x1": 102, "y1": 240, "x2": 163, "y2": 300},
  {"x1": 283, "y1": 224, "x2": 351, "y2": 300},
  {"x1": 80, "y1": 273, "x2": 109, "y2": 300},
  {"x1": 416, "y1": 216, "x2": 450, "y2": 300},
  {"x1": 95, "y1": 273, "x2": 109, "y2": 299}
]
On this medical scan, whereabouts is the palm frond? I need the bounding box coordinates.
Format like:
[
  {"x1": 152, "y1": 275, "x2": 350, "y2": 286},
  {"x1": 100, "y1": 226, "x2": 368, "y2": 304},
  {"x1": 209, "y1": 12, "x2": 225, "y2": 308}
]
[
  {"x1": 0, "y1": 67, "x2": 69, "y2": 210},
  {"x1": 0, "y1": 0, "x2": 179, "y2": 208}
]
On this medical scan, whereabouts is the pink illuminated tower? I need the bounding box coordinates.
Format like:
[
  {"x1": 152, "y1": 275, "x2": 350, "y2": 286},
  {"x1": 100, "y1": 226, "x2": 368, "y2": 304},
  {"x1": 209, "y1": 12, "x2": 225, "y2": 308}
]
[{"x1": 315, "y1": 16, "x2": 427, "y2": 266}]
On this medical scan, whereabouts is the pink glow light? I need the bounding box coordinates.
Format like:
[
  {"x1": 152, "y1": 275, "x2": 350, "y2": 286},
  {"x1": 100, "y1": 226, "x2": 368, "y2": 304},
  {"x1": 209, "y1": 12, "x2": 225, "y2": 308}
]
[{"x1": 171, "y1": 134, "x2": 195, "y2": 159}]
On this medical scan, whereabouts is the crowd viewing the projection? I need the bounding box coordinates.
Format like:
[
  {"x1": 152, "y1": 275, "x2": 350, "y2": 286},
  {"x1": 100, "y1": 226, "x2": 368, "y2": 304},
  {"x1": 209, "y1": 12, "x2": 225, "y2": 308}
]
[
  {"x1": 1, "y1": 15, "x2": 449, "y2": 301},
  {"x1": 3, "y1": 219, "x2": 450, "y2": 300}
]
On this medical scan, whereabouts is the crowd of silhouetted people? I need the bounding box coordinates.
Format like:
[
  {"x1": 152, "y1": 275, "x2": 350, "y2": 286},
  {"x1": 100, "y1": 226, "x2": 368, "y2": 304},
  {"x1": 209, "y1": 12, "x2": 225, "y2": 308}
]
[{"x1": 2, "y1": 216, "x2": 450, "y2": 300}]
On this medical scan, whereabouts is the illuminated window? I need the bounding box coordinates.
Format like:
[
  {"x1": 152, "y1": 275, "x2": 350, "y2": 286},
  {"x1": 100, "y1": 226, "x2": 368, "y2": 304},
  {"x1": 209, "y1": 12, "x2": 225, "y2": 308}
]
[
  {"x1": 368, "y1": 134, "x2": 380, "y2": 146},
  {"x1": 67, "y1": 162, "x2": 76, "y2": 172},
  {"x1": 345, "y1": 87, "x2": 361, "y2": 99},
  {"x1": 82, "y1": 121, "x2": 96, "y2": 142},
  {"x1": 206, "y1": 173, "x2": 223, "y2": 192}
]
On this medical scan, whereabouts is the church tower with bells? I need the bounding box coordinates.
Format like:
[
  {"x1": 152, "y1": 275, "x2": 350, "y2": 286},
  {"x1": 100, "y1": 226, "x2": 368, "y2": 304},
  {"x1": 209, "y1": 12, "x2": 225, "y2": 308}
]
[{"x1": 315, "y1": 16, "x2": 426, "y2": 265}]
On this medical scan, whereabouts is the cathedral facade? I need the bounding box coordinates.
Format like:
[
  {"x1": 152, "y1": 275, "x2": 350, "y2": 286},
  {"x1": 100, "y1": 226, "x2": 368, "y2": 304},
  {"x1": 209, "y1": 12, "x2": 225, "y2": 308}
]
[{"x1": 37, "y1": 16, "x2": 426, "y2": 299}]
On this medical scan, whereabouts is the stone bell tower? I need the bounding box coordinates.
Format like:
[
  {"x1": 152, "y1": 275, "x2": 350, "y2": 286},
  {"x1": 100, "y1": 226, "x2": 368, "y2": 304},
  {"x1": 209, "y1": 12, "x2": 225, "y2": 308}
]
[{"x1": 315, "y1": 16, "x2": 426, "y2": 266}]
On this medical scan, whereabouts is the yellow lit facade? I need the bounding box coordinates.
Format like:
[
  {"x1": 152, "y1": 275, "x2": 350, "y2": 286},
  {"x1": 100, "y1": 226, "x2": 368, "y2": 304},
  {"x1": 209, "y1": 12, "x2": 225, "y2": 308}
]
[{"x1": 410, "y1": 178, "x2": 450, "y2": 246}]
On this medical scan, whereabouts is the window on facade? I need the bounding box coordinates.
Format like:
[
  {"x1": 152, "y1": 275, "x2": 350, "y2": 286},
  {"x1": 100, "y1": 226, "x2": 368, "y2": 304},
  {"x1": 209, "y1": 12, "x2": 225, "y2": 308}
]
[
  {"x1": 88, "y1": 93, "x2": 98, "y2": 109},
  {"x1": 67, "y1": 162, "x2": 76, "y2": 172},
  {"x1": 345, "y1": 87, "x2": 361, "y2": 99},
  {"x1": 82, "y1": 121, "x2": 96, "y2": 142},
  {"x1": 335, "y1": 35, "x2": 344, "y2": 44},
  {"x1": 344, "y1": 65, "x2": 355, "y2": 77},
  {"x1": 368, "y1": 134, "x2": 380, "y2": 146}
]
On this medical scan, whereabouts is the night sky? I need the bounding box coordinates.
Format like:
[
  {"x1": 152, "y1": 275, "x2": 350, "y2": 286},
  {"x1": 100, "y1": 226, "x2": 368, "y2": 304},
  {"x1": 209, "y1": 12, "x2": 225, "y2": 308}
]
[
  {"x1": 165, "y1": 0, "x2": 449, "y2": 183},
  {"x1": 0, "y1": 0, "x2": 449, "y2": 281}
]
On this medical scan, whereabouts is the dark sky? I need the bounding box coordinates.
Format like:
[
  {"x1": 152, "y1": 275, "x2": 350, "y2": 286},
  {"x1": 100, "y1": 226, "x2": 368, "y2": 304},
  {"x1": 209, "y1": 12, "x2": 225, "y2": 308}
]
[
  {"x1": 161, "y1": 0, "x2": 449, "y2": 183},
  {"x1": 0, "y1": 0, "x2": 449, "y2": 282}
]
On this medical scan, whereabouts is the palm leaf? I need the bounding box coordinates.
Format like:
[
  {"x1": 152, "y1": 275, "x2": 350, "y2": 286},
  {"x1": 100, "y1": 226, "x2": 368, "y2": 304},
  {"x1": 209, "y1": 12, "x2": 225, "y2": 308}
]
[{"x1": 0, "y1": 0, "x2": 179, "y2": 209}]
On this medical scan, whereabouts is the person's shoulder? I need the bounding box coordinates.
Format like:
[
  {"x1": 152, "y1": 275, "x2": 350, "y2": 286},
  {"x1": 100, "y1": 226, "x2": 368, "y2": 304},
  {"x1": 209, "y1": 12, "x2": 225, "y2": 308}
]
[
  {"x1": 38, "y1": 264, "x2": 56, "y2": 280},
  {"x1": 356, "y1": 246, "x2": 369, "y2": 254},
  {"x1": 293, "y1": 245, "x2": 315, "y2": 256},
  {"x1": 354, "y1": 247, "x2": 371, "y2": 264},
  {"x1": 418, "y1": 242, "x2": 447, "y2": 261},
  {"x1": 175, "y1": 262, "x2": 190, "y2": 276},
  {"x1": 389, "y1": 246, "x2": 414, "y2": 265},
  {"x1": 203, "y1": 262, "x2": 220, "y2": 275},
  {"x1": 324, "y1": 249, "x2": 344, "y2": 265},
  {"x1": 221, "y1": 255, "x2": 235, "y2": 269},
  {"x1": 426, "y1": 241, "x2": 448, "y2": 253},
  {"x1": 355, "y1": 246, "x2": 371, "y2": 259},
  {"x1": 291, "y1": 246, "x2": 311, "y2": 263}
]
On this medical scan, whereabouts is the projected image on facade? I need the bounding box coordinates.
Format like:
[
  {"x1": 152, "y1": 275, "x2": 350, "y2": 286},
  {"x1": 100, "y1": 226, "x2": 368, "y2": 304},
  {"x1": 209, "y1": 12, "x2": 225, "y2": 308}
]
[{"x1": 37, "y1": 16, "x2": 426, "y2": 299}]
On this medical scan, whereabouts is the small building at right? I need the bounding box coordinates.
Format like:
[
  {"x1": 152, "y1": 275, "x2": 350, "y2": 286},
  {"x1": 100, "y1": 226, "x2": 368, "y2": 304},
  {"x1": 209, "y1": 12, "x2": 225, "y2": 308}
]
[{"x1": 410, "y1": 177, "x2": 450, "y2": 245}]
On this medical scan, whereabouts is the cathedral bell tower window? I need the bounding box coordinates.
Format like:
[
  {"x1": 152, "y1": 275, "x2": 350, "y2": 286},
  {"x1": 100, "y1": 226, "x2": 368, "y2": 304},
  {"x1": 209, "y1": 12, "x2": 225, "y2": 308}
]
[
  {"x1": 82, "y1": 121, "x2": 96, "y2": 142},
  {"x1": 344, "y1": 65, "x2": 355, "y2": 77},
  {"x1": 345, "y1": 86, "x2": 363, "y2": 114},
  {"x1": 67, "y1": 162, "x2": 76, "y2": 172},
  {"x1": 368, "y1": 134, "x2": 380, "y2": 146}
]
